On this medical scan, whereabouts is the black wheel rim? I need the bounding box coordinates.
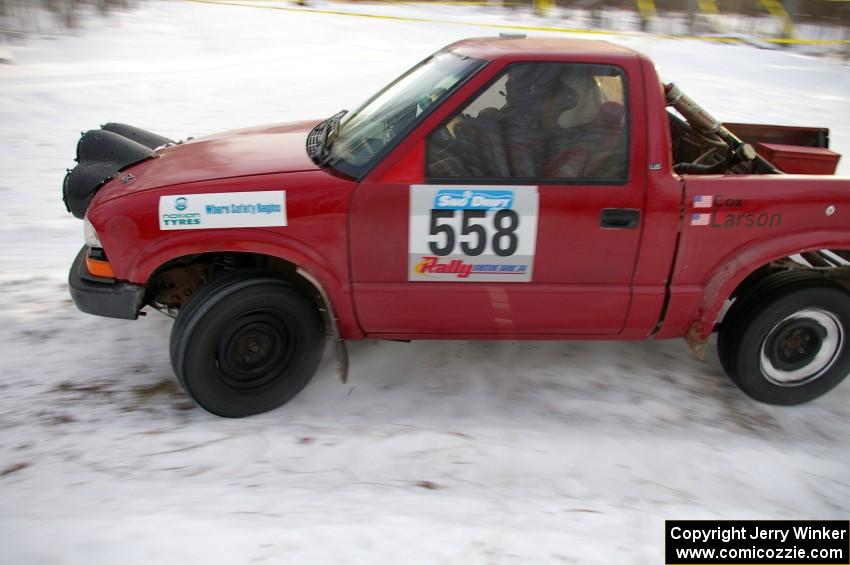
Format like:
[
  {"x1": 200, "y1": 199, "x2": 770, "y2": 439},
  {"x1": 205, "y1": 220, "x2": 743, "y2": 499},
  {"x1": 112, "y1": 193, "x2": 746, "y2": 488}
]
[
  {"x1": 215, "y1": 310, "x2": 297, "y2": 391},
  {"x1": 766, "y1": 319, "x2": 825, "y2": 371},
  {"x1": 759, "y1": 308, "x2": 844, "y2": 387}
]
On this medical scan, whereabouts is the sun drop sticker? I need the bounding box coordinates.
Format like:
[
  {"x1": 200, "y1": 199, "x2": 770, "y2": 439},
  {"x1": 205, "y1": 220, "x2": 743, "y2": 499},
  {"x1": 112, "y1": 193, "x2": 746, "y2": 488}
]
[
  {"x1": 159, "y1": 191, "x2": 287, "y2": 230},
  {"x1": 408, "y1": 185, "x2": 538, "y2": 282}
]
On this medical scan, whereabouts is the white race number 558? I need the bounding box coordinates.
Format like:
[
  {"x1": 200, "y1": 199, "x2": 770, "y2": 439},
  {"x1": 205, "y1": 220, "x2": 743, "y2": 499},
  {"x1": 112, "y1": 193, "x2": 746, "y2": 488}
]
[{"x1": 408, "y1": 185, "x2": 538, "y2": 282}]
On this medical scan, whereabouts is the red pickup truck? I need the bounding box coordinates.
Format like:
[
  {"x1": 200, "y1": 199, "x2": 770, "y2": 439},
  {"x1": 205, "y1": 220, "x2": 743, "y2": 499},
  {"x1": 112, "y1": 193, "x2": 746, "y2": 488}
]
[{"x1": 65, "y1": 36, "x2": 850, "y2": 417}]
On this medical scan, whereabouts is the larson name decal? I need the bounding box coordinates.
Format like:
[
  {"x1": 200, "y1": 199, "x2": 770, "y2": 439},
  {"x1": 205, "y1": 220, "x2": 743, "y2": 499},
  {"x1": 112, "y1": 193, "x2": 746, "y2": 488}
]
[
  {"x1": 690, "y1": 193, "x2": 782, "y2": 228},
  {"x1": 691, "y1": 210, "x2": 782, "y2": 228}
]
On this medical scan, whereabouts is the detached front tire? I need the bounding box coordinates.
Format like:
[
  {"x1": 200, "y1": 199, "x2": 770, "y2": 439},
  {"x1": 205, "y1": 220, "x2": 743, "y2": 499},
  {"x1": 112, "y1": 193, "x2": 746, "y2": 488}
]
[
  {"x1": 719, "y1": 278, "x2": 850, "y2": 405},
  {"x1": 170, "y1": 272, "x2": 325, "y2": 418}
]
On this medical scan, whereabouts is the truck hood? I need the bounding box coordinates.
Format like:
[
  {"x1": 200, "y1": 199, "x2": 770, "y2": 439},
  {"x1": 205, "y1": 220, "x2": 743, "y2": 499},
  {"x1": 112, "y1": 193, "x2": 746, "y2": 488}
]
[{"x1": 105, "y1": 120, "x2": 322, "y2": 197}]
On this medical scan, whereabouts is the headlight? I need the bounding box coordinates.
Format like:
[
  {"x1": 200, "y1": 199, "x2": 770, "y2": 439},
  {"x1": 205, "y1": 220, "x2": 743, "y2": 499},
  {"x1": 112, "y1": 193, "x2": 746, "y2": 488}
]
[{"x1": 83, "y1": 217, "x2": 102, "y2": 248}]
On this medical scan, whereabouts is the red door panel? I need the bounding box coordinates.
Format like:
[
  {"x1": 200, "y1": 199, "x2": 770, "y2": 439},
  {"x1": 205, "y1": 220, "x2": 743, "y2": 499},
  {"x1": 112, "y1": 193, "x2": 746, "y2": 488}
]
[
  {"x1": 350, "y1": 56, "x2": 648, "y2": 337},
  {"x1": 351, "y1": 180, "x2": 643, "y2": 336}
]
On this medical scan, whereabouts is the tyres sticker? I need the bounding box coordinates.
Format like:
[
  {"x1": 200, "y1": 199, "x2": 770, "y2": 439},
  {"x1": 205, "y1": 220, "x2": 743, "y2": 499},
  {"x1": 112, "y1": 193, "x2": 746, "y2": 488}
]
[
  {"x1": 408, "y1": 185, "x2": 538, "y2": 282},
  {"x1": 159, "y1": 191, "x2": 286, "y2": 230}
]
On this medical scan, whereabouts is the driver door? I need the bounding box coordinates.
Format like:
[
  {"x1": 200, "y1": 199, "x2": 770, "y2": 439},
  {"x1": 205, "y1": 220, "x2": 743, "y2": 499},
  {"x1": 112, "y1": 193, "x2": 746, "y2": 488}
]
[{"x1": 349, "y1": 60, "x2": 647, "y2": 337}]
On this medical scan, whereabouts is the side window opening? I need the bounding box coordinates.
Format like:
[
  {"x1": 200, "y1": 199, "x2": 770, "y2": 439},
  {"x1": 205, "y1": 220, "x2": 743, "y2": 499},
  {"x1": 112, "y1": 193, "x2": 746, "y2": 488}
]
[{"x1": 426, "y1": 62, "x2": 629, "y2": 183}]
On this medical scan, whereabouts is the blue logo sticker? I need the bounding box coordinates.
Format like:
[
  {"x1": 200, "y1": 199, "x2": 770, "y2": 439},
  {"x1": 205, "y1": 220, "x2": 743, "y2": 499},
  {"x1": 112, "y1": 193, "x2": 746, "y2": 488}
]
[
  {"x1": 174, "y1": 197, "x2": 188, "y2": 211},
  {"x1": 433, "y1": 190, "x2": 514, "y2": 210}
]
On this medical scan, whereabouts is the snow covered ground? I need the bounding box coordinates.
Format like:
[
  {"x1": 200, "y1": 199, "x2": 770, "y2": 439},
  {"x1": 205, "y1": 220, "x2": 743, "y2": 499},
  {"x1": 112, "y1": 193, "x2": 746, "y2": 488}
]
[{"x1": 1, "y1": 1, "x2": 849, "y2": 563}]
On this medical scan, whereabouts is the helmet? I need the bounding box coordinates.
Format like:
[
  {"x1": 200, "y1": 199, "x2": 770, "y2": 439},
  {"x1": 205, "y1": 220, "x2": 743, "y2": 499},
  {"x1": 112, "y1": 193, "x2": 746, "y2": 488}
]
[{"x1": 504, "y1": 64, "x2": 563, "y2": 104}]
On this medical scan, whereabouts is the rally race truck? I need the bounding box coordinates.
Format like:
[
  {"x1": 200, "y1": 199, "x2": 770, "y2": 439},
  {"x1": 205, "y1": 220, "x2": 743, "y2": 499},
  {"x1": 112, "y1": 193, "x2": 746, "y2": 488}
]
[{"x1": 65, "y1": 36, "x2": 850, "y2": 418}]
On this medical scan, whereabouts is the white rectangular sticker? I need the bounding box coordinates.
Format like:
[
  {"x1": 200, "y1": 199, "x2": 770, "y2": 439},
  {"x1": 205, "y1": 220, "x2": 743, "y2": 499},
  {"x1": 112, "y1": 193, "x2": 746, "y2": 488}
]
[
  {"x1": 408, "y1": 185, "x2": 538, "y2": 282},
  {"x1": 159, "y1": 191, "x2": 287, "y2": 230}
]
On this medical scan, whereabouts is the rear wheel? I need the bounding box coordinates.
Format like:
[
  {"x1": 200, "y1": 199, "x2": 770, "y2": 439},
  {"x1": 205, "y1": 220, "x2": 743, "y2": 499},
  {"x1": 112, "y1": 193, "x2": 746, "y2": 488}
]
[
  {"x1": 718, "y1": 278, "x2": 850, "y2": 405},
  {"x1": 170, "y1": 272, "x2": 325, "y2": 417}
]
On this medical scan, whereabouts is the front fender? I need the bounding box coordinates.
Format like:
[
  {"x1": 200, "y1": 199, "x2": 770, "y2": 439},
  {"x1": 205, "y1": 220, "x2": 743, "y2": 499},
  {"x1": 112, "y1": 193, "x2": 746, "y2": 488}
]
[
  {"x1": 128, "y1": 229, "x2": 339, "y2": 288},
  {"x1": 86, "y1": 167, "x2": 360, "y2": 336},
  {"x1": 112, "y1": 228, "x2": 362, "y2": 339},
  {"x1": 687, "y1": 228, "x2": 850, "y2": 344}
]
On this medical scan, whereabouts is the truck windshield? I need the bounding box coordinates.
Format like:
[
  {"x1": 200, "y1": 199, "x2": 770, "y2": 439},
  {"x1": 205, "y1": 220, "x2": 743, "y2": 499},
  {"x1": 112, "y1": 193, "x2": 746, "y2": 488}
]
[{"x1": 328, "y1": 51, "x2": 485, "y2": 178}]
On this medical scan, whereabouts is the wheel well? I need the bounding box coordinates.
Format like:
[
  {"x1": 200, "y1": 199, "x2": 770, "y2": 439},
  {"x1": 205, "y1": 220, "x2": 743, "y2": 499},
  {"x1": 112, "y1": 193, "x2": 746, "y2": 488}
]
[
  {"x1": 145, "y1": 252, "x2": 323, "y2": 318},
  {"x1": 719, "y1": 248, "x2": 850, "y2": 329}
]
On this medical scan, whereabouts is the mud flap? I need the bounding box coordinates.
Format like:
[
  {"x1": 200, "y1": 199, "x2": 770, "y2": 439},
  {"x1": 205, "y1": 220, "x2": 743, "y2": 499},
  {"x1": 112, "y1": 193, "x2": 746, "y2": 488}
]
[{"x1": 296, "y1": 267, "x2": 349, "y2": 383}]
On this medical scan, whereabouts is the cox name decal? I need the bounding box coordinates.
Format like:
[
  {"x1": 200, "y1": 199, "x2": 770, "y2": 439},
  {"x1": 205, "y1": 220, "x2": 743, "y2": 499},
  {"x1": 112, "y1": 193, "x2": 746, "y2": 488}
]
[{"x1": 690, "y1": 194, "x2": 783, "y2": 228}]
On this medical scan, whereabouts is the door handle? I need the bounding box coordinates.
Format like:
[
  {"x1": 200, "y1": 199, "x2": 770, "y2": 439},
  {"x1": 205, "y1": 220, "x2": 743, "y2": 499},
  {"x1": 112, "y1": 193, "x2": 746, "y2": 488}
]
[{"x1": 600, "y1": 208, "x2": 640, "y2": 229}]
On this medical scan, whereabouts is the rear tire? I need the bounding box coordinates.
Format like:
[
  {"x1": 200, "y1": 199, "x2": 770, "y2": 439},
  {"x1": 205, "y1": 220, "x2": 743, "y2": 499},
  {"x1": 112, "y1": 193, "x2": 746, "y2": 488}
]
[
  {"x1": 170, "y1": 271, "x2": 325, "y2": 417},
  {"x1": 718, "y1": 276, "x2": 850, "y2": 405}
]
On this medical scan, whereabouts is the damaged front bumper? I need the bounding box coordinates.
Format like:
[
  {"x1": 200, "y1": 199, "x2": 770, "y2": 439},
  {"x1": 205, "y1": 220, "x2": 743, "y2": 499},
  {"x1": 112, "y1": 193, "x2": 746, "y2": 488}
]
[{"x1": 68, "y1": 246, "x2": 145, "y2": 320}]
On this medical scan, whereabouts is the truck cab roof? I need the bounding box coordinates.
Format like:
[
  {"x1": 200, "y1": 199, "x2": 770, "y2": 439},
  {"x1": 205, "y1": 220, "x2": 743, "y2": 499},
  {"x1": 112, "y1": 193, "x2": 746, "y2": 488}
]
[{"x1": 446, "y1": 36, "x2": 642, "y2": 63}]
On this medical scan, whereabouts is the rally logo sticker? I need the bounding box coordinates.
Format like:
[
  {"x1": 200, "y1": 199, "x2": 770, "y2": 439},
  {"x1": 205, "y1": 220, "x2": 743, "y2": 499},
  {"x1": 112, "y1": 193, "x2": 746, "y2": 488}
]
[
  {"x1": 408, "y1": 185, "x2": 538, "y2": 282},
  {"x1": 159, "y1": 191, "x2": 287, "y2": 230}
]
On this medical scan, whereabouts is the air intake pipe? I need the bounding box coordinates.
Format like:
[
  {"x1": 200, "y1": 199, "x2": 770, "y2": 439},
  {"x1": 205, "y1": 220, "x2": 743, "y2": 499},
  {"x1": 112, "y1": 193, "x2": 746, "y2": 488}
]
[{"x1": 664, "y1": 83, "x2": 780, "y2": 174}]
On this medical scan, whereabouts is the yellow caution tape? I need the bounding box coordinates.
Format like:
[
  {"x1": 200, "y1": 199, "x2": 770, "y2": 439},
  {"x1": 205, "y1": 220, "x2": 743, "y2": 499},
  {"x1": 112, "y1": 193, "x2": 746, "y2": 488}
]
[{"x1": 185, "y1": 0, "x2": 850, "y2": 45}]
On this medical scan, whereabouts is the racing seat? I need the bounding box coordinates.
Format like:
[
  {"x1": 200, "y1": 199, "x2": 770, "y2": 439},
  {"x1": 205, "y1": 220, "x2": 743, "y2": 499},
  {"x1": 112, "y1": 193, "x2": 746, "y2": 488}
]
[
  {"x1": 544, "y1": 101, "x2": 626, "y2": 180},
  {"x1": 456, "y1": 108, "x2": 512, "y2": 178}
]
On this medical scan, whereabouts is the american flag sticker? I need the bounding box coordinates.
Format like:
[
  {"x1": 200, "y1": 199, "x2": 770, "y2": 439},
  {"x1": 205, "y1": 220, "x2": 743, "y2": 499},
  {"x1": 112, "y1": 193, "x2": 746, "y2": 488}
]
[
  {"x1": 693, "y1": 195, "x2": 713, "y2": 208},
  {"x1": 691, "y1": 213, "x2": 712, "y2": 226}
]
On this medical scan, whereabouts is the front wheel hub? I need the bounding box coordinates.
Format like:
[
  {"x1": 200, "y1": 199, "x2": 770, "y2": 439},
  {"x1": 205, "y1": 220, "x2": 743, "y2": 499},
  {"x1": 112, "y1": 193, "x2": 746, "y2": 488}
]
[
  {"x1": 759, "y1": 308, "x2": 844, "y2": 386},
  {"x1": 216, "y1": 312, "x2": 295, "y2": 390}
]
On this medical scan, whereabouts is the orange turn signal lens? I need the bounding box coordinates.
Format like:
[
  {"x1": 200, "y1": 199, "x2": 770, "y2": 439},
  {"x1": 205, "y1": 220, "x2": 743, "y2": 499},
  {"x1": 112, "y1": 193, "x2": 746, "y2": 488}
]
[{"x1": 86, "y1": 253, "x2": 115, "y2": 278}]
